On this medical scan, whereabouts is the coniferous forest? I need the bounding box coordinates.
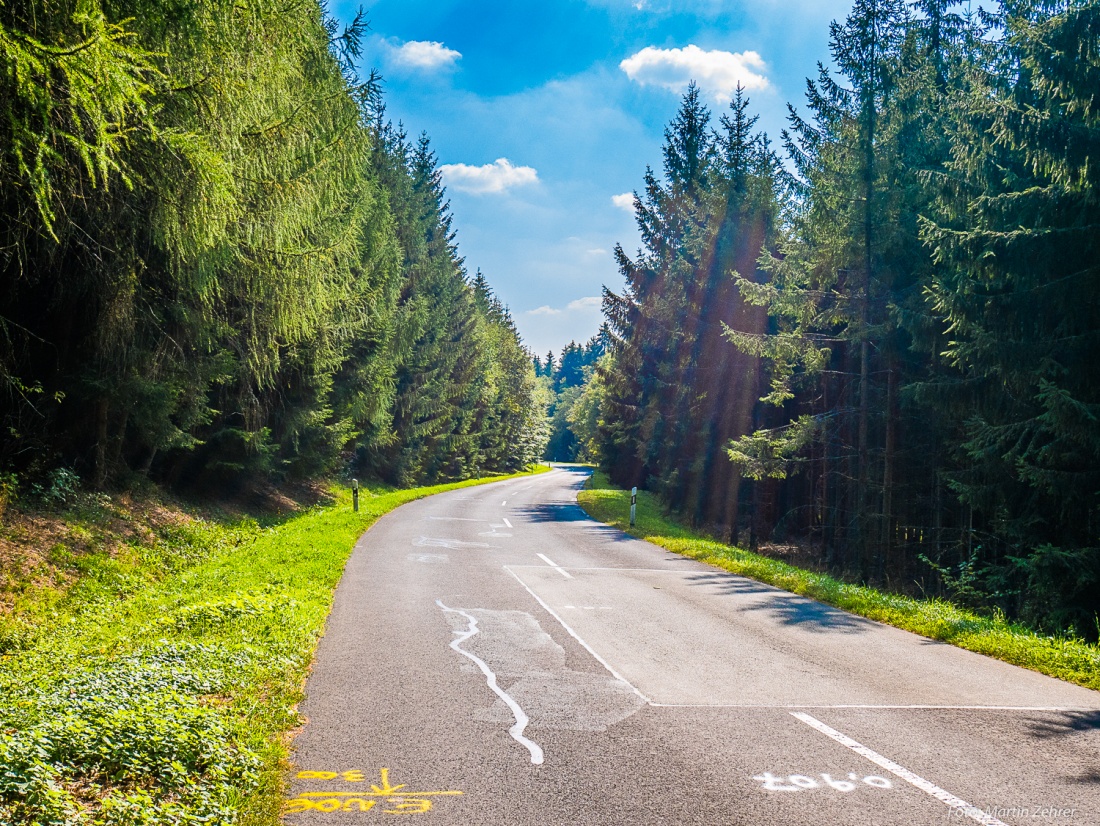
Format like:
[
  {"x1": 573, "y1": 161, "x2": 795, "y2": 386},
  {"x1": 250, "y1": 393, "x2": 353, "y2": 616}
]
[
  {"x1": 3, "y1": 0, "x2": 1098, "y2": 643},
  {"x1": 0, "y1": 0, "x2": 547, "y2": 493},
  {"x1": 568, "y1": 0, "x2": 1100, "y2": 641}
]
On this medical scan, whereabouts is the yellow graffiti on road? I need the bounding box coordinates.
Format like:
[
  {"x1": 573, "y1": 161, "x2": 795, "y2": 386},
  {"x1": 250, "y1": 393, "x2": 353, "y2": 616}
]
[{"x1": 286, "y1": 768, "x2": 463, "y2": 816}]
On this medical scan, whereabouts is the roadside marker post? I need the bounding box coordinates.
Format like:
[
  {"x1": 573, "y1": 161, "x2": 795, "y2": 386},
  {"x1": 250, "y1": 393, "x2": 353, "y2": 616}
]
[
  {"x1": 630, "y1": 487, "x2": 637, "y2": 527},
  {"x1": 352, "y1": 479, "x2": 359, "y2": 513}
]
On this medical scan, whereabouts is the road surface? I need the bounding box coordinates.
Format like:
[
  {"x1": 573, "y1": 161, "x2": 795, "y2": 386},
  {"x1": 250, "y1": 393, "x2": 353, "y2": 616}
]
[{"x1": 286, "y1": 468, "x2": 1100, "y2": 825}]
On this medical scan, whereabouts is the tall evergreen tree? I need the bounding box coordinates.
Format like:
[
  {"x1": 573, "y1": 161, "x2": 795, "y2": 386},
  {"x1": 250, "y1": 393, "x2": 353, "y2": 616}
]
[
  {"x1": 920, "y1": 0, "x2": 1100, "y2": 635},
  {"x1": 599, "y1": 84, "x2": 779, "y2": 533}
]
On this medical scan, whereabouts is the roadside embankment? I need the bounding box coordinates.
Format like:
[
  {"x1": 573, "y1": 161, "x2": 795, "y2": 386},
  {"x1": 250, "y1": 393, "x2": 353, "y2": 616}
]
[{"x1": 0, "y1": 468, "x2": 547, "y2": 825}]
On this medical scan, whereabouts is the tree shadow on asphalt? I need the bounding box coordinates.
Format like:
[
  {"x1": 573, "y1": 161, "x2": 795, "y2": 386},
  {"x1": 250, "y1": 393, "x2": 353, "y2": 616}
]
[
  {"x1": 1068, "y1": 769, "x2": 1100, "y2": 785},
  {"x1": 514, "y1": 504, "x2": 874, "y2": 634},
  {"x1": 678, "y1": 571, "x2": 876, "y2": 635},
  {"x1": 514, "y1": 503, "x2": 592, "y2": 522},
  {"x1": 512, "y1": 503, "x2": 643, "y2": 546},
  {"x1": 1024, "y1": 711, "x2": 1100, "y2": 785},
  {"x1": 1025, "y1": 710, "x2": 1100, "y2": 740}
]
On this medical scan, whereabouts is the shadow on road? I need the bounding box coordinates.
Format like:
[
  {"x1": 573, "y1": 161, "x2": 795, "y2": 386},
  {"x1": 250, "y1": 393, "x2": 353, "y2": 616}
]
[
  {"x1": 513, "y1": 501, "x2": 641, "y2": 545},
  {"x1": 678, "y1": 571, "x2": 876, "y2": 635},
  {"x1": 514, "y1": 502, "x2": 592, "y2": 522},
  {"x1": 1026, "y1": 710, "x2": 1100, "y2": 740}
]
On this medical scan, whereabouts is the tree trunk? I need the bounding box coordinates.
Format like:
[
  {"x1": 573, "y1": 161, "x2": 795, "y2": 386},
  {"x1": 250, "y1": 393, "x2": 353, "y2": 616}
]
[
  {"x1": 94, "y1": 397, "x2": 109, "y2": 490},
  {"x1": 878, "y1": 363, "x2": 897, "y2": 584}
]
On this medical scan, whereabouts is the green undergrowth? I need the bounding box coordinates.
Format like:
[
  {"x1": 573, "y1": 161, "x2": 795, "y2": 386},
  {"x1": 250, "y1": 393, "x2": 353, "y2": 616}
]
[
  {"x1": 0, "y1": 468, "x2": 546, "y2": 826},
  {"x1": 577, "y1": 472, "x2": 1100, "y2": 692}
]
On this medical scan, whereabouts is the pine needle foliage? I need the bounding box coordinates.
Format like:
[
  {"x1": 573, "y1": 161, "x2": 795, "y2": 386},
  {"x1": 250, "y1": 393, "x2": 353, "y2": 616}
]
[
  {"x1": 0, "y1": 1, "x2": 544, "y2": 495},
  {"x1": 591, "y1": 0, "x2": 1100, "y2": 640}
]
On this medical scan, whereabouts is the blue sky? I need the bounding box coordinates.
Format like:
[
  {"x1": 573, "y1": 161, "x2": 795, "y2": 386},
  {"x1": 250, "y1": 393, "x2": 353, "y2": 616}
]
[{"x1": 332, "y1": 0, "x2": 854, "y2": 358}]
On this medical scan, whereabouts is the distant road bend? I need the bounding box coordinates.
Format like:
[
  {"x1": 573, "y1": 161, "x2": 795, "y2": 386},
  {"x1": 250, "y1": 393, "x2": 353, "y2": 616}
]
[{"x1": 287, "y1": 468, "x2": 1100, "y2": 825}]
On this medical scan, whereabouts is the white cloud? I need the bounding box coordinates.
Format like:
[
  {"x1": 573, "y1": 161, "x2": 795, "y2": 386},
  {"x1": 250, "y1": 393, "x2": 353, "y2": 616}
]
[
  {"x1": 568, "y1": 296, "x2": 603, "y2": 311},
  {"x1": 586, "y1": 248, "x2": 608, "y2": 256},
  {"x1": 611, "y1": 192, "x2": 635, "y2": 212},
  {"x1": 620, "y1": 45, "x2": 770, "y2": 102},
  {"x1": 390, "y1": 40, "x2": 461, "y2": 70},
  {"x1": 440, "y1": 158, "x2": 539, "y2": 195},
  {"x1": 526, "y1": 296, "x2": 603, "y2": 318}
]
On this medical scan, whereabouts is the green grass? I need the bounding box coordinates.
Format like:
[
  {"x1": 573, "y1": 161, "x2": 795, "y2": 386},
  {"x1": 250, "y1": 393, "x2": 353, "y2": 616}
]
[
  {"x1": 0, "y1": 468, "x2": 546, "y2": 826},
  {"x1": 578, "y1": 472, "x2": 1100, "y2": 692}
]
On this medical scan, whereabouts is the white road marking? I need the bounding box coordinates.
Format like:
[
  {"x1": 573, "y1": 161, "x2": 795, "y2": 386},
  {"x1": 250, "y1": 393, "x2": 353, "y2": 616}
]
[
  {"x1": 407, "y1": 553, "x2": 449, "y2": 563},
  {"x1": 537, "y1": 553, "x2": 573, "y2": 579},
  {"x1": 436, "y1": 600, "x2": 544, "y2": 765},
  {"x1": 501, "y1": 500, "x2": 507, "y2": 506},
  {"x1": 505, "y1": 567, "x2": 653, "y2": 705},
  {"x1": 648, "y1": 703, "x2": 1097, "y2": 711},
  {"x1": 415, "y1": 536, "x2": 490, "y2": 549},
  {"x1": 562, "y1": 606, "x2": 614, "y2": 611},
  {"x1": 791, "y1": 712, "x2": 1008, "y2": 826},
  {"x1": 503, "y1": 518, "x2": 513, "y2": 528},
  {"x1": 507, "y1": 566, "x2": 706, "y2": 574}
]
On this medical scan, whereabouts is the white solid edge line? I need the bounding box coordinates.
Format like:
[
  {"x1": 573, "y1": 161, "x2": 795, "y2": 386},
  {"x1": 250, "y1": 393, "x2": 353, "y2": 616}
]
[
  {"x1": 647, "y1": 703, "x2": 1094, "y2": 711},
  {"x1": 536, "y1": 553, "x2": 573, "y2": 579},
  {"x1": 504, "y1": 566, "x2": 653, "y2": 705},
  {"x1": 503, "y1": 518, "x2": 513, "y2": 528},
  {"x1": 506, "y1": 566, "x2": 710, "y2": 574},
  {"x1": 436, "y1": 600, "x2": 544, "y2": 765},
  {"x1": 791, "y1": 712, "x2": 1008, "y2": 826}
]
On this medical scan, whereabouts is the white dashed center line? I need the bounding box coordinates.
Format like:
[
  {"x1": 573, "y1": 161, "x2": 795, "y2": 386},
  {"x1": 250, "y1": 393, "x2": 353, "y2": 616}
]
[
  {"x1": 536, "y1": 553, "x2": 572, "y2": 579},
  {"x1": 791, "y1": 712, "x2": 1008, "y2": 826},
  {"x1": 503, "y1": 518, "x2": 513, "y2": 528}
]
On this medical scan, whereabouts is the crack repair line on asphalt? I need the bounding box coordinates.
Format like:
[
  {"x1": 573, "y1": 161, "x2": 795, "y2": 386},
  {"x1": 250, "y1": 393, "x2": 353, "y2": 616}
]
[
  {"x1": 536, "y1": 553, "x2": 573, "y2": 579},
  {"x1": 791, "y1": 712, "x2": 1009, "y2": 826},
  {"x1": 504, "y1": 566, "x2": 654, "y2": 705},
  {"x1": 435, "y1": 599, "x2": 544, "y2": 766}
]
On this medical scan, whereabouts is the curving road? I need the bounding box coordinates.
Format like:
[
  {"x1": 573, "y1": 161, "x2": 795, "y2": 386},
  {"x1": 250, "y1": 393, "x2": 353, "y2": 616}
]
[{"x1": 285, "y1": 468, "x2": 1100, "y2": 825}]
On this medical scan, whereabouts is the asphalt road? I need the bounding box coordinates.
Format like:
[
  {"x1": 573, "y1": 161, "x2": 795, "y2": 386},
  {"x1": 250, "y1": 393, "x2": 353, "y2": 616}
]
[{"x1": 286, "y1": 468, "x2": 1100, "y2": 825}]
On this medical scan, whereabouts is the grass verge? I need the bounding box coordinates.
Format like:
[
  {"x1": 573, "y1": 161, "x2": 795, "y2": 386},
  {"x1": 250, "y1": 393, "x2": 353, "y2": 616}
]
[
  {"x1": 0, "y1": 468, "x2": 546, "y2": 826},
  {"x1": 578, "y1": 472, "x2": 1100, "y2": 692}
]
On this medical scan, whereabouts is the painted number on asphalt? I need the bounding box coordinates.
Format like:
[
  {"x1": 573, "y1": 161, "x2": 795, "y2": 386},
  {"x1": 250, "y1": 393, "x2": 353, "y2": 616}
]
[
  {"x1": 286, "y1": 768, "x2": 463, "y2": 816},
  {"x1": 754, "y1": 772, "x2": 893, "y2": 792}
]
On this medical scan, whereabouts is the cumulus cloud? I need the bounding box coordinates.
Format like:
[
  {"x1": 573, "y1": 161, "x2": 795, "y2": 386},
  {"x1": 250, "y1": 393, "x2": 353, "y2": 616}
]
[
  {"x1": 620, "y1": 45, "x2": 769, "y2": 102},
  {"x1": 611, "y1": 192, "x2": 635, "y2": 212},
  {"x1": 525, "y1": 296, "x2": 603, "y2": 317},
  {"x1": 390, "y1": 40, "x2": 461, "y2": 70},
  {"x1": 567, "y1": 296, "x2": 603, "y2": 311},
  {"x1": 439, "y1": 158, "x2": 539, "y2": 195}
]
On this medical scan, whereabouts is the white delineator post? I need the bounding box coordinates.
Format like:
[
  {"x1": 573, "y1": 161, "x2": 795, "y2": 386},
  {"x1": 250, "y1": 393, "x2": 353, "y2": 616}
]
[{"x1": 630, "y1": 487, "x2": 637, "y2": 527}]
